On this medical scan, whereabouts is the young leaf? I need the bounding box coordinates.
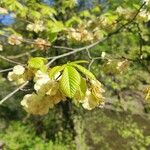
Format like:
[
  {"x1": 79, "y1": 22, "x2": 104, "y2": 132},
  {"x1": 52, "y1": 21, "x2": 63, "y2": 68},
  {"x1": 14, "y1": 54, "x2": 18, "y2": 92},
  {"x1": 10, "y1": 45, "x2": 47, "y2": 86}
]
[
  {"x1": 49, "y1": 65, "x2": 65, "y2": 79},
  {"x1": 80, "y1": 77, "x2": 87, "y2": 96},
  {"x1": 51, "y1": 21, "x2": 64, "y2": 33},
  {"x1": 69, "y1": 60, "x2": 89, "y2": 65},
  {"x1": 28, "y1": 57, "x2": 47, "y2": 69},
  {"x1": 72, "y1": 64, "x2": 96, "y2": 80},
  {"x1": 60, "y1": 65, "x2": 81, "y2": 98},
  {"x1": 48, "y1": 32, "x2": 57, "y2": 42},
  {"x1": 73, "y1": 77, "x2": 87, "y2": 103}
]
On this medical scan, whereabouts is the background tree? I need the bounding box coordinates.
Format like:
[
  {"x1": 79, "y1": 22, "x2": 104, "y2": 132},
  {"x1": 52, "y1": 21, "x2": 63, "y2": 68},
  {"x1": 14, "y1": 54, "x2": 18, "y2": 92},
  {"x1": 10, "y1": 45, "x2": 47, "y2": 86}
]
[{"x1": 0, "y1": 0, "x2": 150, "y2": 149}]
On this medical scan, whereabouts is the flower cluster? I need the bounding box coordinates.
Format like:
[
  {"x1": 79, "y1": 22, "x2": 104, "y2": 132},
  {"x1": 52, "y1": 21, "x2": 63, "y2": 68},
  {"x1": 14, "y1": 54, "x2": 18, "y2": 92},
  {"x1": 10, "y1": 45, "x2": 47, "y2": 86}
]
[
  {"x1": 21, "y1": 71, "x2": 66, "y2": 115},
  {"x1": 8, "y1": 34, "x2": 23, "y2": 45},
  {"x1": 67, "y1": 27, "x2": 94, "y2": 43},
  {"x1": 116, "y1": 6, "x2": 150, "y2": 22},
  {"x1": 116, "y1": 60, "x2": 129, "y2": 72},
  {"x1": 0, "y1": 7, "x2": 8, "y2": 14},
  {"x1": 22, "y1": 71, "x2": 104, "y2": 114},
  {"x1": 0, "y1": 44, "x2": 3, "y2": 51},
  {"x1": 116, "y1": 6, "x2": 135, "y2": 20},
  {"x1": 144, "y1": 0, "x2": 150, "y2": 6},
  {"x1": 138, "y1": 9, "x2": 150, "y2": 22},
  {"x1": 67, "y1": 22, "x2": 106, "y2": 43},
  {"x1": 26, "y1": 21, "x2": 45, "y2": 33},
  {"x1": 34, "y1": 38, "x2": 51, "y2": 50},
  {"x1": 81, "y1": 80, "x2": 105, "y2": 110},
  {"x1": 8, "y1": 65, "x2": 26, "y2": 85},
  {"x1": 103, "y1": 59, "x2": 129, "y2": 75},
  {"x1": 145, "y1": 87, "x2": 150, "y2": 101},
  {"x1": 8, "y1": 63, "x2": 105, "y2": 115}
]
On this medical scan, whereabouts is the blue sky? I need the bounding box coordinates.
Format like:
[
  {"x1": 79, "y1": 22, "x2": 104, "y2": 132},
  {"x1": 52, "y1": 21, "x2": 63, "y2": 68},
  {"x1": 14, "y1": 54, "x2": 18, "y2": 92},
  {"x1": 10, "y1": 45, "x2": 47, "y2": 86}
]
[{"x1": 0, "y1": 13, "x2": 15, "y2": 26}]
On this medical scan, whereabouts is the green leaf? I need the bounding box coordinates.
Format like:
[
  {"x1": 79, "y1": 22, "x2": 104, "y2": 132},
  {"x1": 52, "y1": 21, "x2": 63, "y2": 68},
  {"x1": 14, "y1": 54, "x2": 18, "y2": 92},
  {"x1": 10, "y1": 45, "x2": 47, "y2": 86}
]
[
  {"x1": 72, "y1": 64, "x2": 96, "y2": 80},
  {"x1": 91, "y1": 6, "x2": 101, "y2": 14},
  {"x1": 28, "y1": 57, "x2": 47, "y2": 69},
  {"x1": 51, "y1": 21, "x2": 65, "y2": 33},
  {"x1": 65, "y1": 16, "x2": 82, "y2": 27},
  {"x1": 73, "y1": 77, "x2": 87, "y2": 103},
  {"x1": 48, "y1": 32, "x2": 57, "y2": 43},
  {"x1": 49, "y1": 65, "x2": 65, "y2": 79},
  {"x1": 79, "y1": 10, "x2": 91, "y2": 18},
  {"x1": 29, "y1": 10, "x2": 41, "y2": 20},
  {"x1": 60, "y1": 65, "x2": 81, "y2": 98},
  {"x1": 40, "y1": 65, "x2": 47, "y2": 73},
  {"x1": 3, "y1": 27, "x2": 16, "y2": 34},
  {"x1": 69, "y1": 60, "x2": 89, "y2": 65},
  {"x1": 0, "y1": 30, "x2": 5, "y2": 35},
  {"x1": 80, "y1": 77, "x2": 87, "y2": 96}
]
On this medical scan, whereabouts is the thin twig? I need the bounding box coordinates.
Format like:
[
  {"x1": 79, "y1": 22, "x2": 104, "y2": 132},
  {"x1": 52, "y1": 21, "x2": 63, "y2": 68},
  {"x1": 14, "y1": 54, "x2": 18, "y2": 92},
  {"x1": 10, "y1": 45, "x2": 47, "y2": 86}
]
[
  {"x1": 88, "y1": 59, "x2": 94, "y2": 70},
  {"x1": 0, "y1": 67, "x2": 13, "y2": 73},
  {"x1": 0, "y1": 55, "x2": 23, "y2": 65},
  {"x1": 52, "y1": 45, "x2": 74, "y2": 51},
  {"x1": 0, "y1": 81, "x2": 29, "y2": 105},
  {"x1": 7, "y1": 49, "x2": 38, "y2": 59},
  {"x1": 86, "y1": 49, "x2": 92, "y2": 59},
  {"x1": 46, "y1": 36, "x2": 108, "y2": 66},
  {"x1": 46, "y1": 58, "x2": 57, "y2": 67}
]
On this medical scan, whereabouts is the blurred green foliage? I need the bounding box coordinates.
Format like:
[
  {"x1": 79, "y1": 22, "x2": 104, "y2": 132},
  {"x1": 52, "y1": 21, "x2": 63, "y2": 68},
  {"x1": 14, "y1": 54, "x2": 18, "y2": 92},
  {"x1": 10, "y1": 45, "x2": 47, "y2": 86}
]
[
  {"x1": 84, "y1": 110, "x2": 150, "y2": 150},
  {"x1": 0, "y1": 121, "x2": 68, "y2": 150},
  {"x1": 0, "y1": 110, "x2": 150, "y2": 150}
]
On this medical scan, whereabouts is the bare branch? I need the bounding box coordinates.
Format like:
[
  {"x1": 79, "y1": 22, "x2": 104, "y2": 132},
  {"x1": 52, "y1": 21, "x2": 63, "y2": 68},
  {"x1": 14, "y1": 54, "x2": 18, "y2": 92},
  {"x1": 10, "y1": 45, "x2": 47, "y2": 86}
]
[
  {"x1": 0, "y1": 55, "x2": 24, "y2": 65},
  {"x1": 46, "y1": 36, "x2": 108, "y2": 66},
  {"x1": 7, "y1": 49, "x2": 38, "y2": 59},
  {"x1": 0, "y1": 67, "x2": 13, "y2": 73},
  {"x1": 0, "y1": 81, "x2": 29, "y2": 105}
]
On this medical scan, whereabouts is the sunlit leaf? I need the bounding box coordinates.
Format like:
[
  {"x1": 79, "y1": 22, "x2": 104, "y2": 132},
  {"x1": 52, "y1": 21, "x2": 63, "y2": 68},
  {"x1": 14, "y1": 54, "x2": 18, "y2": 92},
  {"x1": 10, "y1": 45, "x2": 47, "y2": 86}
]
[
  {"x1": 69, "y1": 60, "x2": 89, "y2": 64},
  {"x1": 28, "y1": 57, "x2": 47, "y2": 69},
  {"x1": 60, "y1": 65, "x2": 81, "y2": 98},
  {"x1": 72, "y1": 64, "x2": 96, "y2": 80},
  {"x1": 49, "y1": 65, "x2": 65, "y2": 79}
]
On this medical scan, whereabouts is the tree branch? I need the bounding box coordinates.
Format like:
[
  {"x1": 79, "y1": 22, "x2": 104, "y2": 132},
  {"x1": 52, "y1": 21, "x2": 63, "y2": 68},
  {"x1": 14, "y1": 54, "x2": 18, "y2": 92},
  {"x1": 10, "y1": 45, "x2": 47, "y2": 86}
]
[
  {"x1": 46, "y1": 2, "x2": 146, "y2": 66},
  {"x1": 0, "y1": 55, "x2": 24, "y2": 65},
  {"x1": 7, "y1": 49, "x2": 38, "y2": 59},
  {"x1": 0, "y1": 2, "x2": 146, "y2": 105},
  {"x1": 0, "y1": 67, "x2": 13, "y2": 73},
  {"x1": 0, "y1": 81, "x2": 29, "y2": 105}
]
